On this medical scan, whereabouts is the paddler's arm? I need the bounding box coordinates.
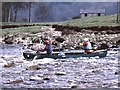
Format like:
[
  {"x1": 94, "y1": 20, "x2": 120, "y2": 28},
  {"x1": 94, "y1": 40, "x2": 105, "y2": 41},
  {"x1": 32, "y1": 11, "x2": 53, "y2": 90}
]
[{"x1": 80, "y1": 43, "x2": 83, "y2": 46}]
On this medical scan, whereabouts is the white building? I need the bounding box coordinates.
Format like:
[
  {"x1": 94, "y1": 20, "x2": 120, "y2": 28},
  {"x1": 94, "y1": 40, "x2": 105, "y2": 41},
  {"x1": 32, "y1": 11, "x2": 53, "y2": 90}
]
[{"x1": 80, "y1": 9, "x2": 105, "y2": 18}]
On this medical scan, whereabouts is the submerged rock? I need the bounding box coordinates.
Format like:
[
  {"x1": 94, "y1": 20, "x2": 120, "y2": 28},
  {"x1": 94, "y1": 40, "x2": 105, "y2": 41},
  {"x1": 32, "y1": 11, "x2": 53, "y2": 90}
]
[
  {"x1": 55, "y1": 72, "x2": 66, "y2": 76},
  {"x1": 3, "y1": 62, "x2": 15, "y2": 68},
  {"x1": 30, "y1": 76, "x2": 42, "y2": 81},
  {"x1": 26, "y1": 65, "x2": 40, "y2": 70},
  {"x1": 71, "y1": 85, "x2": 78, "y2": 88},
  {"x1": 4, "y1": 80, "x2": 23, "y2": 84}
]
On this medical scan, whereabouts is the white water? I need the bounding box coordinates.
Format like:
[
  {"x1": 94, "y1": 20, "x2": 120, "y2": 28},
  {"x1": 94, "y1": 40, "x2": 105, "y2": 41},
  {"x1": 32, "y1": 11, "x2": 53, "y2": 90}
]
[{"x1": 0, "y1": 44, "x2": 119, "y2": 88}]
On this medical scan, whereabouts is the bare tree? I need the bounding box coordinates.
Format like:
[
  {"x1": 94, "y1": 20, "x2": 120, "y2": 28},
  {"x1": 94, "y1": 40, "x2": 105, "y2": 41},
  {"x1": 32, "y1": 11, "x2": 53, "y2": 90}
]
[
  {"x1": 2, "y1": 2, "x2": 12, "y2": 22},
  {"x1": 12, "y1": 2, "x2": 26, "y2": 22},
  {"x1": 117, "y1": 0, "x2": 120, "y2": 23},
  {"x1": 28, "y1": 2, "x2": 32, "y2": 22},
  {"x1": 2, "y1": 2, "x2": 27, "y2": 22}
]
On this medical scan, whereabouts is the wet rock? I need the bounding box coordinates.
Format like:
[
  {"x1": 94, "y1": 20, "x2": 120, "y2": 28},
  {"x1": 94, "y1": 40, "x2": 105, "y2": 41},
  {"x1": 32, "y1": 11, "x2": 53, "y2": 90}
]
[
  {"x1": 94, "y1": 31, "x2": 99, "y2": 34},
  {"x1": 92, "y1": 69, "x2": 101, "y2": 74},
  {"x1": 107, "y1": 30, "x2": 114, "y2": 34},
  {"x1": 74, "y1": 46, "x2": 81, "y2": 50},
  {"x1": 26, "y1": 65, "x2": 40, "y2": 70},
  {"x1": 30, "y1": 76, "x2": 42, "y2": 81},
  {"x1": 4, "y1": 80, "x2": 23, "y2": 84},
  {"x1": 62, "y1": 29, "x2": 75, "y2": 35},
  {"x1": 43, "y1": 77, "x2": 50, "y2": 81},
  {"x1": 116, "y1": 39, "x2": 120, "y2": 46},
  {"x1": 114, "y1": 72, "x2": 119, "y2": 75},
  {"x1": 99, "y1": 43, "x2": 109, "y2": 49},
  {"x1": 55, "y1": 37, "x2": 65, "y2": 43},
  {"x1": 52, "y1": 40, "x2": 58, "y2": 46},
  {"x1": 71, "y1": 85, "x2": 78, "y2": 88},
  {"x1": 3, "y1": 62, "x2": 15, "y2": 68},
  {"x1": 118, "y1": 82, "x2": 120, "y2": 87},
  {"x1": 55, "y1": 72, "x2": 66, "y2": 76},
  {"x1": 3, "y1": 36, "x2": 14, "y2": 44},
  {"x1": 101, "y1": 31, "x2": 107, "y2": 34}
]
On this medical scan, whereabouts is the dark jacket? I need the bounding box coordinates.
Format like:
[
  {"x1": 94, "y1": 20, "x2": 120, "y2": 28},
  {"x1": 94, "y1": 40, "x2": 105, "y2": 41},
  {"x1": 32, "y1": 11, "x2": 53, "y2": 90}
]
[{"x1": 43, "y1": 44, "x2": 52, "y2": 55}]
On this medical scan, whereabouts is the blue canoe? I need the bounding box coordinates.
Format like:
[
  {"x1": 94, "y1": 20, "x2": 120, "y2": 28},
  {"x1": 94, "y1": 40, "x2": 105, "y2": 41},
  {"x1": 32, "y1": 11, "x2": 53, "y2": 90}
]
[{"x1": 23, "y1": 50, "x2": 107, "y2": 59}]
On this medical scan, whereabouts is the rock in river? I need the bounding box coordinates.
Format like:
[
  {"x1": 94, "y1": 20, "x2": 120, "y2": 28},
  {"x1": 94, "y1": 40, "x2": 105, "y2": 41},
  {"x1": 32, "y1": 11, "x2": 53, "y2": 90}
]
[
  {"x1": 26, "y1": 65, "x2": 40, "y2": 70},
  {"x1": 55, "y1": 72, "x2": 66, "y2": 76}
]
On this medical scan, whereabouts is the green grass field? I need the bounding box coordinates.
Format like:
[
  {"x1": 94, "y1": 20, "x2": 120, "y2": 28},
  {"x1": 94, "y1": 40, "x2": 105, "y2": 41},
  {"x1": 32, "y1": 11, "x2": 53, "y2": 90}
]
[
  {"x1": 61, "y1": 14, "x2": 119, "y2": 27},
  {"x1": 1, "y1": 14, "x2": 119, "y2": 36}
]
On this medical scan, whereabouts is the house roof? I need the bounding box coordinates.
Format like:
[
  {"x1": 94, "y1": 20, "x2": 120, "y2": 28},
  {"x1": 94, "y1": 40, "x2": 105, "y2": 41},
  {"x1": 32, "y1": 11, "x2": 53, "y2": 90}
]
[{"x1": 80, "y1": 9, "x2": 105, "y2": 14}]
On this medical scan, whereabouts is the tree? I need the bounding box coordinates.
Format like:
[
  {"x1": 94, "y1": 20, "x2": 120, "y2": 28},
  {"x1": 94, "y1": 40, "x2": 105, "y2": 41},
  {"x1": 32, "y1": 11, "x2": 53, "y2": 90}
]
[
  {"x1": 28, "y1": 2, "x2": 32, "y2": 22},
  {"x1": 12, "y1": 2, "x2": 26, "y2": 22},
  {"x1": 34, "y1": 2, "x2": 52, "y2": 22},
  {"x1": 2, "y1": 2, "x2": 12, "y2": 22},
  {"x1": 117, "y1": 0, "x2": 120, "y2": 23},
  {"x1": 2, "y1": 2, "x2": 27, "y2": 22}
]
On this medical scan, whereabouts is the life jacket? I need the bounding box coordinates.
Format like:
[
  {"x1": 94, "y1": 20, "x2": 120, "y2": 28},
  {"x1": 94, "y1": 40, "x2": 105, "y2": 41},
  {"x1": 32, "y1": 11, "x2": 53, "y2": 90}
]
[{"x1": 83, "y1": 41, "x2": 92, "y2": 50}]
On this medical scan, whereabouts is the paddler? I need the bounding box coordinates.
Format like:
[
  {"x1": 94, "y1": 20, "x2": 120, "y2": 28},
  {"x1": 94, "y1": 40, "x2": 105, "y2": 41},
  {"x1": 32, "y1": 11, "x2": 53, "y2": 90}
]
[
  {"x1": 80, "y1": 38, "x2": 92, "y2": 53},
  {"x1": 37, "y1": 39, "x2": 52, "y2": 55}
]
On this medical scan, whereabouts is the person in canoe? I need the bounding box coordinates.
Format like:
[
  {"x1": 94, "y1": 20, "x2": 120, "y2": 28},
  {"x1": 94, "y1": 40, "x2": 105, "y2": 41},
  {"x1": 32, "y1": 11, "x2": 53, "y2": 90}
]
[
  {"x1": 80, "y1": 38, "x2": 92, "y2": 53},
  {"x1": 37, "y1": 39, "x2": 53, "y2": 55}
]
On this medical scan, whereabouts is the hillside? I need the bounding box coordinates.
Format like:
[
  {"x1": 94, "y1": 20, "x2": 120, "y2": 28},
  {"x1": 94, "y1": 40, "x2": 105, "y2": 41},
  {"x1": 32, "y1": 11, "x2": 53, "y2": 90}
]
[
  {"x1": 2, "y1": 14, "x2": 119, "y2": 28},
  {"x1": 60, "y1": 14, "x2": 119, "y2": 27}
]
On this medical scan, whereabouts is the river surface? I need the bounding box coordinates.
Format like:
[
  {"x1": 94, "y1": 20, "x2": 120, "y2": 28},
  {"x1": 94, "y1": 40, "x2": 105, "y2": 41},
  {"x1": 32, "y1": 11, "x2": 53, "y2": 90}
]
[{"x1": 0, "y1": 44, "x2": 119, "y2": 88}]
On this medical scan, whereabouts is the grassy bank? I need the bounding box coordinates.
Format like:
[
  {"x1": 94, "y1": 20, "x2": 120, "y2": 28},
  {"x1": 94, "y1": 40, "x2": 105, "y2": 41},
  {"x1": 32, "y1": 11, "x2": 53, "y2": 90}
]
[
  {"x1": 2, "y1": 14, "x2": 119, "y2": 27},
  {"x1": 1, "y1": 14, "x2": 119, "y2": 36},
  {"x1": 61, "y1": 14, "x2": 119, "y2": 27}
]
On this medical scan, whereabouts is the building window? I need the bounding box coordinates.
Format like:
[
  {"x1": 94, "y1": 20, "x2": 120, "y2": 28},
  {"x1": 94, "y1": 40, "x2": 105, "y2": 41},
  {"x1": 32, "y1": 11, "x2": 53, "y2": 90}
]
[
  {"x1": 98, "y1": 13, "x2": 101, "y2": 16},
  {"x1": 85, "y1": 14, "x2": 87, "y2": 17}
]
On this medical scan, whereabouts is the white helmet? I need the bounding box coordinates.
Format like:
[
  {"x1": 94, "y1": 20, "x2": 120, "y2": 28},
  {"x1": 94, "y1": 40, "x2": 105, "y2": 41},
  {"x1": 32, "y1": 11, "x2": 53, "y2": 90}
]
[{"x1": 83, "y1": 38, "x2": 89, "y2": 41}]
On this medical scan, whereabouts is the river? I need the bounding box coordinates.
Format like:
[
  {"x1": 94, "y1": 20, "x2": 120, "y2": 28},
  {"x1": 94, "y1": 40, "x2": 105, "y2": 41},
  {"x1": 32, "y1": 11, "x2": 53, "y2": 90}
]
[{"x1": 0, "y1": 44, "x2": 119, "y2": 88}]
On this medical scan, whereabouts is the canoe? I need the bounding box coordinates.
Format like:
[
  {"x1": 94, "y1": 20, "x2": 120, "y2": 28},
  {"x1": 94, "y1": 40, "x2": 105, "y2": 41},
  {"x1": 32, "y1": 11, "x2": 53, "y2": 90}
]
[{"x1": 23, "y1": 50, "x2": 107, "y2": 59}]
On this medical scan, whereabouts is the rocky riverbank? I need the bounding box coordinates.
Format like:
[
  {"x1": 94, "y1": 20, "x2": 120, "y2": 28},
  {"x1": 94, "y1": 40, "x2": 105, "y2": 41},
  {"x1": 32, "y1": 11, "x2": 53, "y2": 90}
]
[{"x1": 2, "y1": 25, "x2": 120, "y2": 50}]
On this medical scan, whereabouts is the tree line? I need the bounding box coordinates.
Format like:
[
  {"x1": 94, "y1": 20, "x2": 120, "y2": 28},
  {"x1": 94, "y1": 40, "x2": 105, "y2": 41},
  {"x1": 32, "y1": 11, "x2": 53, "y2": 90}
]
[{"x1": 2, "y1": 2, "x2": 32, "y2": 22}]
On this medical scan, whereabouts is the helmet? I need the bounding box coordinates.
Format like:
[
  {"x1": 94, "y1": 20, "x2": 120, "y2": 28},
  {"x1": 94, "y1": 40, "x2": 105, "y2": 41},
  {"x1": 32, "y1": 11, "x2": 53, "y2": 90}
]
[
  {"x1": 44, "y1": 40, "x2": 49, "y2": 44},
  {"x1": 83, "y1": 38, "x2": 89, "y2": 42}
]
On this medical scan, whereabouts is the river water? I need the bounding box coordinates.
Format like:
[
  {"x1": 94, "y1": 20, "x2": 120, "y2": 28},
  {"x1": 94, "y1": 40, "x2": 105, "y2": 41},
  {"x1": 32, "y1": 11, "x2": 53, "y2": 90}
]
[{"x1": 0, "y1": 44, "x2": 119, "y2": 88}]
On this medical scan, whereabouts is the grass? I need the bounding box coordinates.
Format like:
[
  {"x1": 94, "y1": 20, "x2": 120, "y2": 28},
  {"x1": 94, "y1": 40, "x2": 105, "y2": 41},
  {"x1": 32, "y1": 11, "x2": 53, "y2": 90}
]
[
  {"x1": 2, "y1": 14, "x2": 119, "y2": 27},
  {"x1": 1, "y1": 14, "x2": 119, "y2": 35},
  {"x1": 61, "y1": 14, "x2": 119, "y2": 27}
]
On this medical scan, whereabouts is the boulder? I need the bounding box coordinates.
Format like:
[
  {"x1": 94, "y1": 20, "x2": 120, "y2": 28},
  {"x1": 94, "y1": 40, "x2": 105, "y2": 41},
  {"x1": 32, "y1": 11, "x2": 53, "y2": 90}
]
[
  {"x1": 3, "y1": 36, "x2": 14, "y2": 44},
  {"x1": 30, "y1": 76, "x2": 42, "y2": 81},
  {"x1": 101, "y1": 31, "x2": 107, "y2": 34},
  {"x1": 26, "y1": 65, "x2": 40, "y2": 70},
  {"x1": 98, "y1": 43, "x2": 109, "y2": 49},
  {"x1": 55, "y1": 37, "x2": 65, "y2": 43},
  {"x1": 55, "y1": 72, "x2": 66, "y2": 76},
  {"x1": 116, "y1": 39, "x2": 120, "y2": 46},
  {"x1": 3, "y1": 62, "x2": 15, "y2": 68},
  {"x1": 4, "y1": 80, "x2": 23, "y2": 84}
]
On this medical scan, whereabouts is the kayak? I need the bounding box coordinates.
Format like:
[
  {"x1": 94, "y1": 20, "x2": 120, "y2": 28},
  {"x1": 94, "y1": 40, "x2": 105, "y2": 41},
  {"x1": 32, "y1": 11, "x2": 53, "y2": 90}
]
[{"x1": 23, "y1": 50, "x2": 107, "y2": 59}]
